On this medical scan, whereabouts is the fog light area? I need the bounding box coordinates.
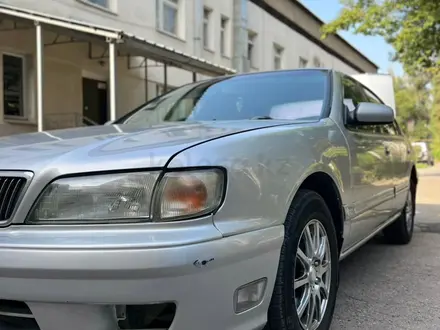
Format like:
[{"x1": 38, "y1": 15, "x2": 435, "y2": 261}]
[{"x1": 234, "y1": 278, "x2": 267, "y2": 314}]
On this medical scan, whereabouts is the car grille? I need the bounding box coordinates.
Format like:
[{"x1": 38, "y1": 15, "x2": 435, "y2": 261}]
[{"x1": 0, "y1": 177, "x2": 27, "y2": 221}]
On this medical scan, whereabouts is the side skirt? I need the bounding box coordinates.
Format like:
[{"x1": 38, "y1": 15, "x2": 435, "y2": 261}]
[{"x1": 339, "y1": 211, "x2": 401, "y2": 261}]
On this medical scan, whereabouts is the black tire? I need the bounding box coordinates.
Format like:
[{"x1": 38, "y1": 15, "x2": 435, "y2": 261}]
[
  {"x1": 383, "y1": 180, "x2": 415, "y2": 245},
  {"x1": 265, "y1": 189, "x2": 339, "y2": 330}
]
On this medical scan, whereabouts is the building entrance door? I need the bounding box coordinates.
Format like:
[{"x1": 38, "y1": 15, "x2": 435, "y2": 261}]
[{"x1": 82, "y1": 78, "x2": 108, "y2": 125}]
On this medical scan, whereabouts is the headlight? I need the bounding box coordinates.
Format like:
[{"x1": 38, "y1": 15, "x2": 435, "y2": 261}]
[
  {"x1": 27, "y1": 169, "x2": 225, "y2": 224},
  {"x1": 27, "y1": 172, "x2": 160, "y2": 224},
  {"x1": 153, "y1": 169, "x2": 225, "y2": 221}
]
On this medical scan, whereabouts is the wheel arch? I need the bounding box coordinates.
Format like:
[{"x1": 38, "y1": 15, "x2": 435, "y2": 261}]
[
  {"x1": 410, "y1": 165, "x2": 418, "y2": 213},
  {"x1": 296, "y1": 172, "x2": 345, "y2": 254},
  {"x1": 410, "y1": 165, "x2": 418, "y2": 186}
]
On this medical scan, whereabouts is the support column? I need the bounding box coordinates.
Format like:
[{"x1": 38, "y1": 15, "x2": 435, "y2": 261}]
[
  {"x1": 35, "y1": 22, "x2": 44, "y2": 132},
  {"x1": 163, "y1": 63, "x2": 168, "y2": 93},
  {"x1": 108, "y1": 40, "x2": 117, "y2": 121},
  {"x1": 144, "y1": 57, "x2": 149, "y2": 101},
  {"x1": 192, "y1": 72, "x2": 197, "y2": 83}
]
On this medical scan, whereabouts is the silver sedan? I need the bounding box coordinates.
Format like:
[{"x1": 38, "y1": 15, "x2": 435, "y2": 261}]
[{"x1": 0, "y1": 69, "x2": 417, "y2": 330}]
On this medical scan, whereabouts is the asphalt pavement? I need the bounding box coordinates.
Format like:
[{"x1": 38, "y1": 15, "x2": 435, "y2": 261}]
[{"x1": 331, "y1": 165, "x2": 440, "y2": 329}]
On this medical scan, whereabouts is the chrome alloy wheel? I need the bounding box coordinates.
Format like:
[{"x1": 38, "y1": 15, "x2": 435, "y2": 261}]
[
  {"x1": 405, "y1": 191, "x2": 414, "y2": 230},
  {"x1": 294, "y1": 219, "x2": 331, "y2": 330}
]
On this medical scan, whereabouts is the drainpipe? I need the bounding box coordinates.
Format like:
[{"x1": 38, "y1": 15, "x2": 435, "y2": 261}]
[
  {"x1": 193, "y1": 0, "x2": 203, "y2": 58},
  {"x1": 232, "y1": 0, "x2": 248, "y2": 73}
]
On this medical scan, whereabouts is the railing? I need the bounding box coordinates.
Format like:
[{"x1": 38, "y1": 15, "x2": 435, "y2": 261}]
[{"x1": 44, "y1": 113, "x2": 99, "y2": 130}]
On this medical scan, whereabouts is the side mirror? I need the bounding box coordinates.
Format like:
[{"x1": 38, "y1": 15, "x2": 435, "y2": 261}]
[{"x1": 350, "y1": 102, "x2": 394, "y2": 125}]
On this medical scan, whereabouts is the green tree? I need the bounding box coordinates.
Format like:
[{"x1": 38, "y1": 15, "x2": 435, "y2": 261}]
[
  {"x1": 393, "y1": 74, "x2": 431, "y2": 140},
  {"x1": 431, "y1": 75, "x2": 440, "y2": 159},
  {"x1": 321, "y1": 0, "x2": 440, "y2": 74},
  {"x1": 322, "y1": 0, "x2": 440, "y2": 158}
]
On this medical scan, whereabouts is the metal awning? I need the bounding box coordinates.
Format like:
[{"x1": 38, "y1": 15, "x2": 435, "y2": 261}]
[
  {"x1": 0, "y1": 3, "x2": 236, "y2": 132},
  {"x1": 0, "y1": 3, "x2": 236, "y2": 76}
]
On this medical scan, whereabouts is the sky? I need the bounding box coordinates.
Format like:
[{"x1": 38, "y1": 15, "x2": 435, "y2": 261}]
[{"x1": 301, "y1": 0, "x2": 404, "y2": 76}]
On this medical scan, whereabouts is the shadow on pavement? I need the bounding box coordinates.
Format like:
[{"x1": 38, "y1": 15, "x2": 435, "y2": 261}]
[{"x1": 331, "y1": 200, "x2": 440, "y2": 330}]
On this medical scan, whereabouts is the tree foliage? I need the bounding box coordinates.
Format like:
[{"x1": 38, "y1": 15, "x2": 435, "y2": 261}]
[
  {"x1": 431, "y1": 76, "x2": 440, "y2": 159},
  {"x1": 322, "y1": 0, "x2": 440, "y2": 74},
  {"x1": 393, "y1": 74, "x2": 431, "y2": 140},
  {"x1": 322, "y1": 0, "x2": 440, "y2": 158}
]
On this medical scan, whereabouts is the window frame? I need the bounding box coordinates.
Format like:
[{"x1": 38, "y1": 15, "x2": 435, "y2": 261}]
[
  {"x1": 157, "y1": 0, "x2": 182, "y2": 37},
  {"x1": 220, "y1": 16, "x2": 229, "y2": 57},
  {"x1": 298, "y1": 57, "x2": 308, "y2": 68},
  {"x1": 3, "y1": 53, "x2": 26, "y2": 120},
  {"x1": 77, "y1": 0, "x2": 116, "y2": 13},
  {"x1": 313, "y1": 56, "x2": 321, "y2": 68},
  {"x1": 247, "y1": 31, "x2": 257, "y2": 69},
  {"x1": 202, "y1": 6, "x2": 213, "y2": 50},
  {"x1": 273, "y1": 44, "x2": 283, "y2": 70}
]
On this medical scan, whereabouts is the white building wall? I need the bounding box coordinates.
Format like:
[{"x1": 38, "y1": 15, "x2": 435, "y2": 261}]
[
  {"x1": 0, "y1": 0, "x2": 363, "y2": 78},
  {"x1": 246, "y1": 2, "x2": 358, "y2": 75},
  {"x1": 0, "y1": 0, "x2": 370, "y2": 136}
]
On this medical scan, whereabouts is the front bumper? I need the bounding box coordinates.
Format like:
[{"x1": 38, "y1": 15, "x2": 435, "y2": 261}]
[{"x1": 0, "y1": 225, "x2": 284, "y2": 330}]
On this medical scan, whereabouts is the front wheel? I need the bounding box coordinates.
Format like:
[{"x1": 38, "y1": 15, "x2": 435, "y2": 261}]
[{"x1": 265, "y1": 190, "x2": 339, "y2": 330}]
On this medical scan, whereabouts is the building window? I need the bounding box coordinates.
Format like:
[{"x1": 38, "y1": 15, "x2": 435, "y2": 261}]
[
  {"x1": 85, "y1": 0, "x2": 109, "y2": 8},
  {"x1": 220, "y1": 16, "x2": 229, "y2": 56},
  {"x1": 203, "y1": 7, "x2": 212, "y2": 49},
  {"x1": 299, "y1": 57, "x2": 308, "y2": 68},
  {"x1": 313, "y1": 56, "x2": 321, "y2": 68},
  {"x1": 3, "y1": 54, "x2": 24, "y2": 118},
  {"x1": 158, "y1": 0, "x2": 180, "y2": 36},
  {"x1": 78, "y1": 0, "x2": 117, "y2": 11},
  {"x1": 247, "y1": 31, "x2": 257, "y2": 68},
  {"x1": 273, "y1": 44, "x2": 283, "y2": 70}
]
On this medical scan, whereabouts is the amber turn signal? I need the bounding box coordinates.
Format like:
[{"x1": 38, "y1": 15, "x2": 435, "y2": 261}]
[{"x1": 154, "y1": 169, "x2": 225, "y2": 221}]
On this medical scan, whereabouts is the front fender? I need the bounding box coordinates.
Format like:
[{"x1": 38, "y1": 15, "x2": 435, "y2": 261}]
[{"x1": 167, "y1": 119, "x2": 350, "y2": 237}]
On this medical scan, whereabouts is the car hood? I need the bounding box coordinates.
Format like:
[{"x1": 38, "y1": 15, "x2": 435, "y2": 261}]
[{"x1": 0, "y1": 121, "x2": 288, "y2": 175}]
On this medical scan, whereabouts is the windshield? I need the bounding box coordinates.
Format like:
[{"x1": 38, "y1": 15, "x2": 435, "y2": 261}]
[{"x1": 115, "y1": 70, "x2": 329, "y2": 125}]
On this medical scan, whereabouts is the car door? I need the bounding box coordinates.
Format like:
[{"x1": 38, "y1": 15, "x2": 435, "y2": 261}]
[
  {"x1": 388, "y1": 121, "x2": 411, "y2": 214},
  {"x1": 361, "y1": 86, "x2": 409, "y2": 217},
  {"x1": 341, "y1": 76, "x2": 395, "y2": 247}
]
